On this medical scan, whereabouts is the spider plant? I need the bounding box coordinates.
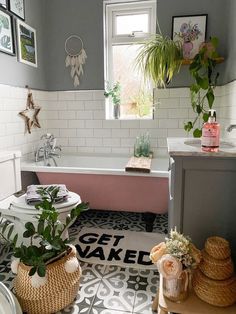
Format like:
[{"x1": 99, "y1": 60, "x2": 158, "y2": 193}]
[{"x1": 135, "y1": 34, "x2": 183, "y2": 87}]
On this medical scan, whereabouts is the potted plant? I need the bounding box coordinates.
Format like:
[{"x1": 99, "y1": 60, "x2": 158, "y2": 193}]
[
  {"x1": 0, "y1": 186, "x2": 89, "y2": 314},
  {"x1": 184, "y1": 37, "x2": 220, "y2": 137},
  {"x1": 135, "y1": 33, "x2": 183, "y2": 87},
  {"x1": 104, "y1": 81, "x2": 121, "y2": 119}
]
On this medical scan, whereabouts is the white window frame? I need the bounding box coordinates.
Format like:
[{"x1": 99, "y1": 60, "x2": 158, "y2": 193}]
[{"x1": 104, "y1": 0, "x2": 156, "y2": 119}]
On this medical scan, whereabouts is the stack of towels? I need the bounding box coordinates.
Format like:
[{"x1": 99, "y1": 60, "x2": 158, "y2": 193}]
[{"x1": 26, "y1": 184, "x2": 69, "y2": 205}]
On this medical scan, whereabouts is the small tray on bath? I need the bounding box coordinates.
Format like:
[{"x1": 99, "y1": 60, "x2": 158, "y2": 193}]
[{"x1": 125, "y1": 155, "x2": 152, "y2": 173}]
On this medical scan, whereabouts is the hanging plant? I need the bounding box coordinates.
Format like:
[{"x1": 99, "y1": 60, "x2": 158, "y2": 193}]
[
  {"x1": 135, "y1": 34, "x2": 183, "y2": 87},
  {"x1": 184, "y1": 37, "x2": 220, "y2": 137}
]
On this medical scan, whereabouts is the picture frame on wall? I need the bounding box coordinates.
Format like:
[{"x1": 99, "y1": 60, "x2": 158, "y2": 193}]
[
  {"x1": 9, "y1": 0, "x2": 25, "y2": 20},
  {"x1": 172, "y1": 14, "x2": 208, "y2": 60},
  {"x1": 16, "y1": 20, "x2": 37, "y2": 67},
  {"x1": 0, "y1": 9, "x2": 15, "y2": 55},
  {"x1": 0, "y1": 0, "x2": 7, "y2": 9}
]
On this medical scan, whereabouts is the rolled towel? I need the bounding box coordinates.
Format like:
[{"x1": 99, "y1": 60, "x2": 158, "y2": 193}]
[{"x1": 26, "y1": 184, "x2": 69, "y2": 205}]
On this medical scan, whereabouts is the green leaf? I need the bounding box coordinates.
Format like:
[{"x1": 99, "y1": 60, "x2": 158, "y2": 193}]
[
  {"x1": 37, "y1": 265, "x2": 46, "y2": 277},
  {"x1": 203, "y1": 113, "x2": 209, "y2": 122},
  {"x1": 190, "y1": 84, "x2": 200, "y2": 94},
  {"x1": 25, "y1": 222, "x2": 35, "y2": 232},
  {"x1": 184, "y1": 121, "x2": 193, "y2": 132},
  {"x1": 37, "y1": 221, "x2": 44, "y2": 235},
  {"x1": 193, "y1": 128, "x2": 202, "y2": 138},
  {"x1": 23, "y1": 230, "x2": 34, "y2": 238},
  {"x1": 2, "y1": 222, "x2": 8, "y2": 236},
  {"x1": 29, "y1": 267, "x2": 37, "y2": 276},
  {"x1": 7, "y1": 225, "x2": 14, "y2": 240},
  {"x1": 206, "y1": 90, "x2": 215, "y2": 108},
  {"x1": 211, "y1": 37, "x2": 219, "y2": 48},
  {"x1": 12, "y1": 234, "x2": 18, "y2": 247},
  {"x1": 196, "y1": 76, "x2": 209, "y2": 90},
  {"x1": 196, "y1": 105, "x2": 202, "y2": 114}
]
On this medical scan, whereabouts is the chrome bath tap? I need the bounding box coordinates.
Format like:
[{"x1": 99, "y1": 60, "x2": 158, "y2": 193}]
[
  {"x1": 35, "y1": 134, "x2": 61, "y2": 166},
  {"x1": 226, "y1": 124, "x2": 236, "y2": 132}
]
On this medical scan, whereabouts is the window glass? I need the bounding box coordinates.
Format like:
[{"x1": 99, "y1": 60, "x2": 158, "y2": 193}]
[
  {"x1": 112, "y1": 44, "x2": 153, "y2": 119},
  {"x1": 116, "y1": 13, "x2": 149, "y2": 35}
]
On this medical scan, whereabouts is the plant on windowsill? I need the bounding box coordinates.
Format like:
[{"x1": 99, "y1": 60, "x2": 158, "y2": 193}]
[
  {"x1": 184, "y1": 37, "x2": 220, "y2": 137},
  {"x1": 0, "y1": 186, "x2": 89, "y2": 314},
  {"x1": 104, "y1": 81, "x2": 121, "y2": 119}
]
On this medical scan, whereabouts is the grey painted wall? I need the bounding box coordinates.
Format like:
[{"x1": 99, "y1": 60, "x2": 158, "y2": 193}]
[
  {"x1": 157, "y1": 0, "x2": 229, "y2": 87},
  {"x1": 45, "y1": 0, "x2": 104, "y2": 91},
  {"x1": 0, "y1": 0, "x2": 233, "y2": 90},
  {"x1": 45, "y1": 0, "x2": 229, "y2": 90},
  {"x1": 223, "y1": 0, "x2": 236, "y2": 84},
  {"x1": 0, "y1": 0, "x2": 47, "y2": 90}
]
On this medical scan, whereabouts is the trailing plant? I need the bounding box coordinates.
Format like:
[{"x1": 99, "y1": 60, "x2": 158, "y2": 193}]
[
  {"x1": 0, "y1": 186, "x2": 89, "y2": 278},
  {"x1": 135, "y1": 34, "x2": 183, "y2": 87},
  {"x1": 104, "y1": 81, "x2": 121, "y2": 105},
  {"x1": 184, "y1": 37, "x2": 220, "y2": 137}
]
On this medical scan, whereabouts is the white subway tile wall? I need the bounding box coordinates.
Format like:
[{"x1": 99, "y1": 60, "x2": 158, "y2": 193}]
[{"x1": 0, "y1": 82, "x2": 235, "y2": 157}]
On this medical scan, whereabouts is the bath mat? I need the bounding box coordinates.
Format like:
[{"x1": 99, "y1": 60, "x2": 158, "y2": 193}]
[{"x1": 75, "y1": 227, "x2": 164, "y2": 269}]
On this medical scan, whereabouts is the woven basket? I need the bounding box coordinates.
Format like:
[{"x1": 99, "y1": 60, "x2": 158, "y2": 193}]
[
  {"x1": 205, "y1": 236, "x2": 231, "y2": 260},
  {"x1": 199, "y1": 250, "x2": 234, "y2": 280},
  {"x1": 193, "y1": 269, "x2": 236, "y2": 307},
  {"x1": 14, "y1": 245, "x2": 81, "y2": 314}
]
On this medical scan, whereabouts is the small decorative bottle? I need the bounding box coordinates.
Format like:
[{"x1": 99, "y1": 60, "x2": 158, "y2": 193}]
[{"x1": 201, "y1": 109, "x2": 220, "y2": 152}]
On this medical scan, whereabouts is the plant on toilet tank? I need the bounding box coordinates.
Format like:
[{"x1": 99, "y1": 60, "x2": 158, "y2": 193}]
[{"x1": 0, "y1": 186, "x2": 89, "y2": 314}]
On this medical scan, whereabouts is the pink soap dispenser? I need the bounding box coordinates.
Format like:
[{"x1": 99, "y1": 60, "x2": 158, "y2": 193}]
[{"x1": 201, "y1": 109, "x2": 220, "y2": 152}]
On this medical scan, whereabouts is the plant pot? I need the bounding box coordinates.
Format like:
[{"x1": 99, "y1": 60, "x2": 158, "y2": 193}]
[
  {"x1": 162, "y1": 270, "x2": 191, "y2": 303},
  {"x1": 113, "y1": 104, "x2": 120, "y2": 119},
  {"x1": 14, "y1": 245, "x2": 81, "y2": 314}
]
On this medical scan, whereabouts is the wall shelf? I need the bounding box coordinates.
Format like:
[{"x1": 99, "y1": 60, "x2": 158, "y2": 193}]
[{"x1": 181, "y1": 57, "x2": 224, "y2": 65}]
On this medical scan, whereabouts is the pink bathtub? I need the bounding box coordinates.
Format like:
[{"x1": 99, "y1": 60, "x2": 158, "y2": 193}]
[{"x1": 21, "y1": 155, "x2": 169, "y2": 214}]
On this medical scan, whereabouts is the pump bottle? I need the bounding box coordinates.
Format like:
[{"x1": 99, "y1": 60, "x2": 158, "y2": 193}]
[{"x1": 201, "y1": 109, "x2": 220, "y2": 152}]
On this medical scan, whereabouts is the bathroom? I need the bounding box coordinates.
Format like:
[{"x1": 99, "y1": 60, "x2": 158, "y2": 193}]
[{"x1": 0, "y1": 0, "x2": 236, "y2": 313}]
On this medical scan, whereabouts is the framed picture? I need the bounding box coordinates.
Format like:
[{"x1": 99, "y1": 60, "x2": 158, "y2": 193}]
[
  {"x1": 0, "y1": 9, "x2": 15, "y2": 55},
  {"x1": 9, "y1": 0, "x2": 25, "y2": 20},
  {"x1": 172, "y1": 14, "x2": 208, "y2": 60},
  {"x1": 0, "y1": 0, "x2": 7, "y2": 9},
  {"x1": 16, "y1": 20, "x2": 37, "y2": 67}
]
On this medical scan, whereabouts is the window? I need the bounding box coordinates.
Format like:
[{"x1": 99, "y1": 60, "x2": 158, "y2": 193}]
[{"x1": 104, "y1": 0, "x2": 156, "y2": 119}]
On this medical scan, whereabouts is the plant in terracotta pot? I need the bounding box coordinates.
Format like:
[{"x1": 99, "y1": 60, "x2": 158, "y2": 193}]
[
  {"x1": 0, "y1": 186, "x2": 89, "y2": 314},
  {"x1": 184, "y1": 37, "x2": 220, "y2": 137},
  {"x1": 104, "y1": 81, "x2": 121, "y2": 119}
]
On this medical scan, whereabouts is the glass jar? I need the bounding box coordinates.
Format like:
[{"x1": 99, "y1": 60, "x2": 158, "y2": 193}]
[{"x1": 162, "y1": 270, "x2": 191, "y2": 303}]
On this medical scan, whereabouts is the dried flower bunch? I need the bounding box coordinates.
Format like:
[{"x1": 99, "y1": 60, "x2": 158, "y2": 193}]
[{"x1": 150, "y1": 228, "x2": 201, "y2": 279}]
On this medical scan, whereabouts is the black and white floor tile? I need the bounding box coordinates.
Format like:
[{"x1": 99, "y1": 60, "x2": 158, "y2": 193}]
[{"x1": 0, "y1": 209, "x2": 167, "y2": 314}]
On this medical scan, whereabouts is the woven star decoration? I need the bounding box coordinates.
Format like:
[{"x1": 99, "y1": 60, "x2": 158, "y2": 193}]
[{"x1": 19, "y1": 91, "x2": 41, "y2": 134}]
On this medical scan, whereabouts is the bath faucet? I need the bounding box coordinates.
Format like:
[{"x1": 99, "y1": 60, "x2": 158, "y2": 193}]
[
  {"x1": 35, "y1": 134, "x2": 61, "y2": 166},
  {"x1": 226, "y1": 124, "x2": 236, "y2": 132}
]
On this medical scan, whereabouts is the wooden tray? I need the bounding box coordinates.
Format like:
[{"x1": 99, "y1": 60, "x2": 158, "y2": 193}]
[{"x1": 125, "y1": 155, "x2": 152, "y2": 173}]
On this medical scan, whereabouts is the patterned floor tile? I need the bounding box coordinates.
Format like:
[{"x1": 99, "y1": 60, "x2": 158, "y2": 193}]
[
  {"x1": 93, "y1": 278, "x2": 135, "y2": 312},
  {"x1": 89, "y1": 308, "x2": 132, "y2": 314},
  {"x1": 80, "y1": 262, "x2": 107, "y2": 279}
]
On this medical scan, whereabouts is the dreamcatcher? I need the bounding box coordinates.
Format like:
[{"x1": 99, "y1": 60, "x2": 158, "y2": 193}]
[{"x1": 65, "y1": 35, "x2": 87, "y2": 87}]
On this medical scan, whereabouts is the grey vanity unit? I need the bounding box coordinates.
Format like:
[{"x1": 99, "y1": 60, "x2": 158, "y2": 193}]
[{"x1": 167, "y1": 138, "x2": 236, "y2": 262}]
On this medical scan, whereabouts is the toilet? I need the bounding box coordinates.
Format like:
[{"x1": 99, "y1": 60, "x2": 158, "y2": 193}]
[{"x1": 0, "y1": 151, "x2": 81, "y2": 245}]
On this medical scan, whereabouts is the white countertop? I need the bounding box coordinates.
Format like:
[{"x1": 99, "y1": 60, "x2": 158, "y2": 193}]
[{"x1": 167, "y1": 138, "x2": 236, "y2": 158}]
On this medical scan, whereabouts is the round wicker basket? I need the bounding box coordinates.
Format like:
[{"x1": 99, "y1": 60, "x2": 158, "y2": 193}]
[
  {"x1": 205, "y1": 236, "x2": 231, "y2": 260},
  {"x1": 199, "y1": 250, "x2": 234, "y2": 280},
  {"x1": 193, "y1": 269, "x2": 236, "y2": 307},
  {"x1": 14, "y1": 246, "x2": 81, "y2": 314}
]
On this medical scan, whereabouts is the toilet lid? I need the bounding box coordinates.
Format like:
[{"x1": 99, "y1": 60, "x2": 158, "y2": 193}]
[{"x1": 11, "y1": 191, "x2": 81, "y2": 214}]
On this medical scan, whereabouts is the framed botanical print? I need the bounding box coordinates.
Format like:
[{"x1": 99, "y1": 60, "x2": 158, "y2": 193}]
[
  {"x1": 9, "y1": 0, "x2": 25, "y2": 20},
  {"x1": 0, "y1": 9, "x2": 15, "y2": 55},
  {"x1": 17, "y1": 20, "x2": 37, "y2": 67},
  {"x1": 172, "y1": 14, "x2": 208, "y2": 59}
]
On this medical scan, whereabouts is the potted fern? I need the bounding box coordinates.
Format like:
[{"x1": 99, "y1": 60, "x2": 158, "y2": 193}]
[
  {"x1": 135, "y1": 33, "x2": 183, "y2": 87},
  {"x1": 0, "y1": 186, "x2": 89, "y2": 314}
]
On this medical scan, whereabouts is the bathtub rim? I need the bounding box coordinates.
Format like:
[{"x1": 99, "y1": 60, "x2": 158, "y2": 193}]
[{"x1": 21, "y1": 154, "x2": 169, "y2": 178}]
